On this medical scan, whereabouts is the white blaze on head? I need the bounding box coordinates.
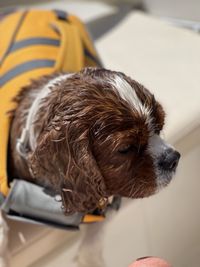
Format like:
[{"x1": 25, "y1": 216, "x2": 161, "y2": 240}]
[
  {"x1": 109, "y1": 75, "x2": 153, "y2": 130},
  {"x1": 29, "y1": 74, "x2": 73, "y2": 150}
]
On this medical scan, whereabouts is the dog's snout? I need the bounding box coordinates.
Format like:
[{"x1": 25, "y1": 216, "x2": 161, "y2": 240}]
[{"x1": 159, "y1": 149, "x2": 181, "y2": 172}]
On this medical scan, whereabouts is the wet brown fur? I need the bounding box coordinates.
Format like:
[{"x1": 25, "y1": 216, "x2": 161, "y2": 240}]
[{"x1": 9, "y1": 68, "x2": 165, "y2": 214}]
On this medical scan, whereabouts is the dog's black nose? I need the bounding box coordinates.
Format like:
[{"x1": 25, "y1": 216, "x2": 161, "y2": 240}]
[{"x1": 159, "y1": 149, "x2": 181, "y2": 172}]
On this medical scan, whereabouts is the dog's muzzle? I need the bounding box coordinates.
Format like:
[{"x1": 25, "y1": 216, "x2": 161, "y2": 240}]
[
  {"x1": 158, "y1": 148, "x2": 180, "y2": 173},
  {"x1": 148, "y1": 134, "x2": 181, "y2": 188}
]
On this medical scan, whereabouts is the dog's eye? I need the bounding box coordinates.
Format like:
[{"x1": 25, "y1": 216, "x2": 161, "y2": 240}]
[
  {"x1": 118, "y1": 144, "x2": 147, "y2": 154},
  {"x1": 118, "y1": 144, "x2": 134, "y2": 154}
]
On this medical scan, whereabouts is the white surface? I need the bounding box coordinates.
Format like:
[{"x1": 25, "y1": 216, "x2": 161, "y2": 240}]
[
  {"x1": 9, "y1": 220, "x2": 80, "y2": 267},
  {"x1": 96, "y1": 12, "x2": 200, "y2": 144}
]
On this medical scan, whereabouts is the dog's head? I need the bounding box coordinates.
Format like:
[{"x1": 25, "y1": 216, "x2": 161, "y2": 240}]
[{"x1": 30, "y1": 68, "x2": 180, "y2": 214}]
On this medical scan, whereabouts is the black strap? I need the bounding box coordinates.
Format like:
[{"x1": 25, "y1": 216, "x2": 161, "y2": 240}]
[{"x1": 54, "y1": 9, "x2": 68, "y2": 21}]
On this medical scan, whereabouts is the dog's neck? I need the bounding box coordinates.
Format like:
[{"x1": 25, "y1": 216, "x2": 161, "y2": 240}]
[{"x1": 16, "y1": 74, "x2": 72, "y2": 158}]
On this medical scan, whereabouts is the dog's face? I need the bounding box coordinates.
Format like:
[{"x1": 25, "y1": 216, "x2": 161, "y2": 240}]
[
  {"x1": 89, "y1": 69, "x2": 180, "y2": 199},
  {"x1": 29, "y1": 68, "x2": 180, "y2": 214}
]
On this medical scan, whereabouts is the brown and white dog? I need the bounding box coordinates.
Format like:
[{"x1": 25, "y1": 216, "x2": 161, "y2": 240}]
[{"x1": 8, "y1": 67, "x2": 180, "y2": 266}]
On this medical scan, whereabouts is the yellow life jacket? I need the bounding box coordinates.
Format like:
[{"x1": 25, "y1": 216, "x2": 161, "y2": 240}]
[{"x1": 0, "y1": 9, "x2": 103, "y2": 223}]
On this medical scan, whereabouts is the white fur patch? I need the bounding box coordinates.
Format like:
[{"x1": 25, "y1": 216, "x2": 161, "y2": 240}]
[
  {"x1": 17, "y1": 74, "x2": 73, "y2": 158},
  {"x1": 29, "y1": 74, "x2": 73, "y2": 150},
  {"x1": 110, "y1": 75, "x2": 152, "y2": 129}
]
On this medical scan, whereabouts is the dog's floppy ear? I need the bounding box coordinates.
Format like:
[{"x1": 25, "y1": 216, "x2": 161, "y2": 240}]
[
  {"x1": 28, "y1": 126, "x2": 108, "y2": 215},
  {"x1": 60, "y1": 123, "x2": 108, "y2": 214}
]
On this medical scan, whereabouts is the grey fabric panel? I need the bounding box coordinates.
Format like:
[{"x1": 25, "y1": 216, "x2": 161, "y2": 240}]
[
  {"x1": 0, "y1": 193, "x2": 5, "y2": 205},
  {"x1": 1, "y1": 180, "x2": 82, "y2": 230}
]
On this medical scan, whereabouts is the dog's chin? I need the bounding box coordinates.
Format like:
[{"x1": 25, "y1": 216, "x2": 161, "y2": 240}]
[
  {"x1": 126, "y1": 185, "x2": 156, "y2": 200},
  {"x1": 132, "y1": 171, "x2": 176, "y2": 200},
  {"x1": 136, "y1": 171, "x2": 176, "y2": 200},
  {"x1": 156, "y1": 170, "x2": 176, "y2": 192}
]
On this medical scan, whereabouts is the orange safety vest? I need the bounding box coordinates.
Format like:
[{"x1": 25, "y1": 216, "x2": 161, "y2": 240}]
[{"x1": 0, "y1": 9, "x2": 103, "y2": 223}]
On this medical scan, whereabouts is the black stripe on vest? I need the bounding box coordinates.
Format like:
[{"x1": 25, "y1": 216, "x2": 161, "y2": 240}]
[
  {"x1": 9, "y1": 38, "x2": 60, "y2": 53},
  {"x1": 0, "y1": 59, "x2": 55, "y2": 87}
]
